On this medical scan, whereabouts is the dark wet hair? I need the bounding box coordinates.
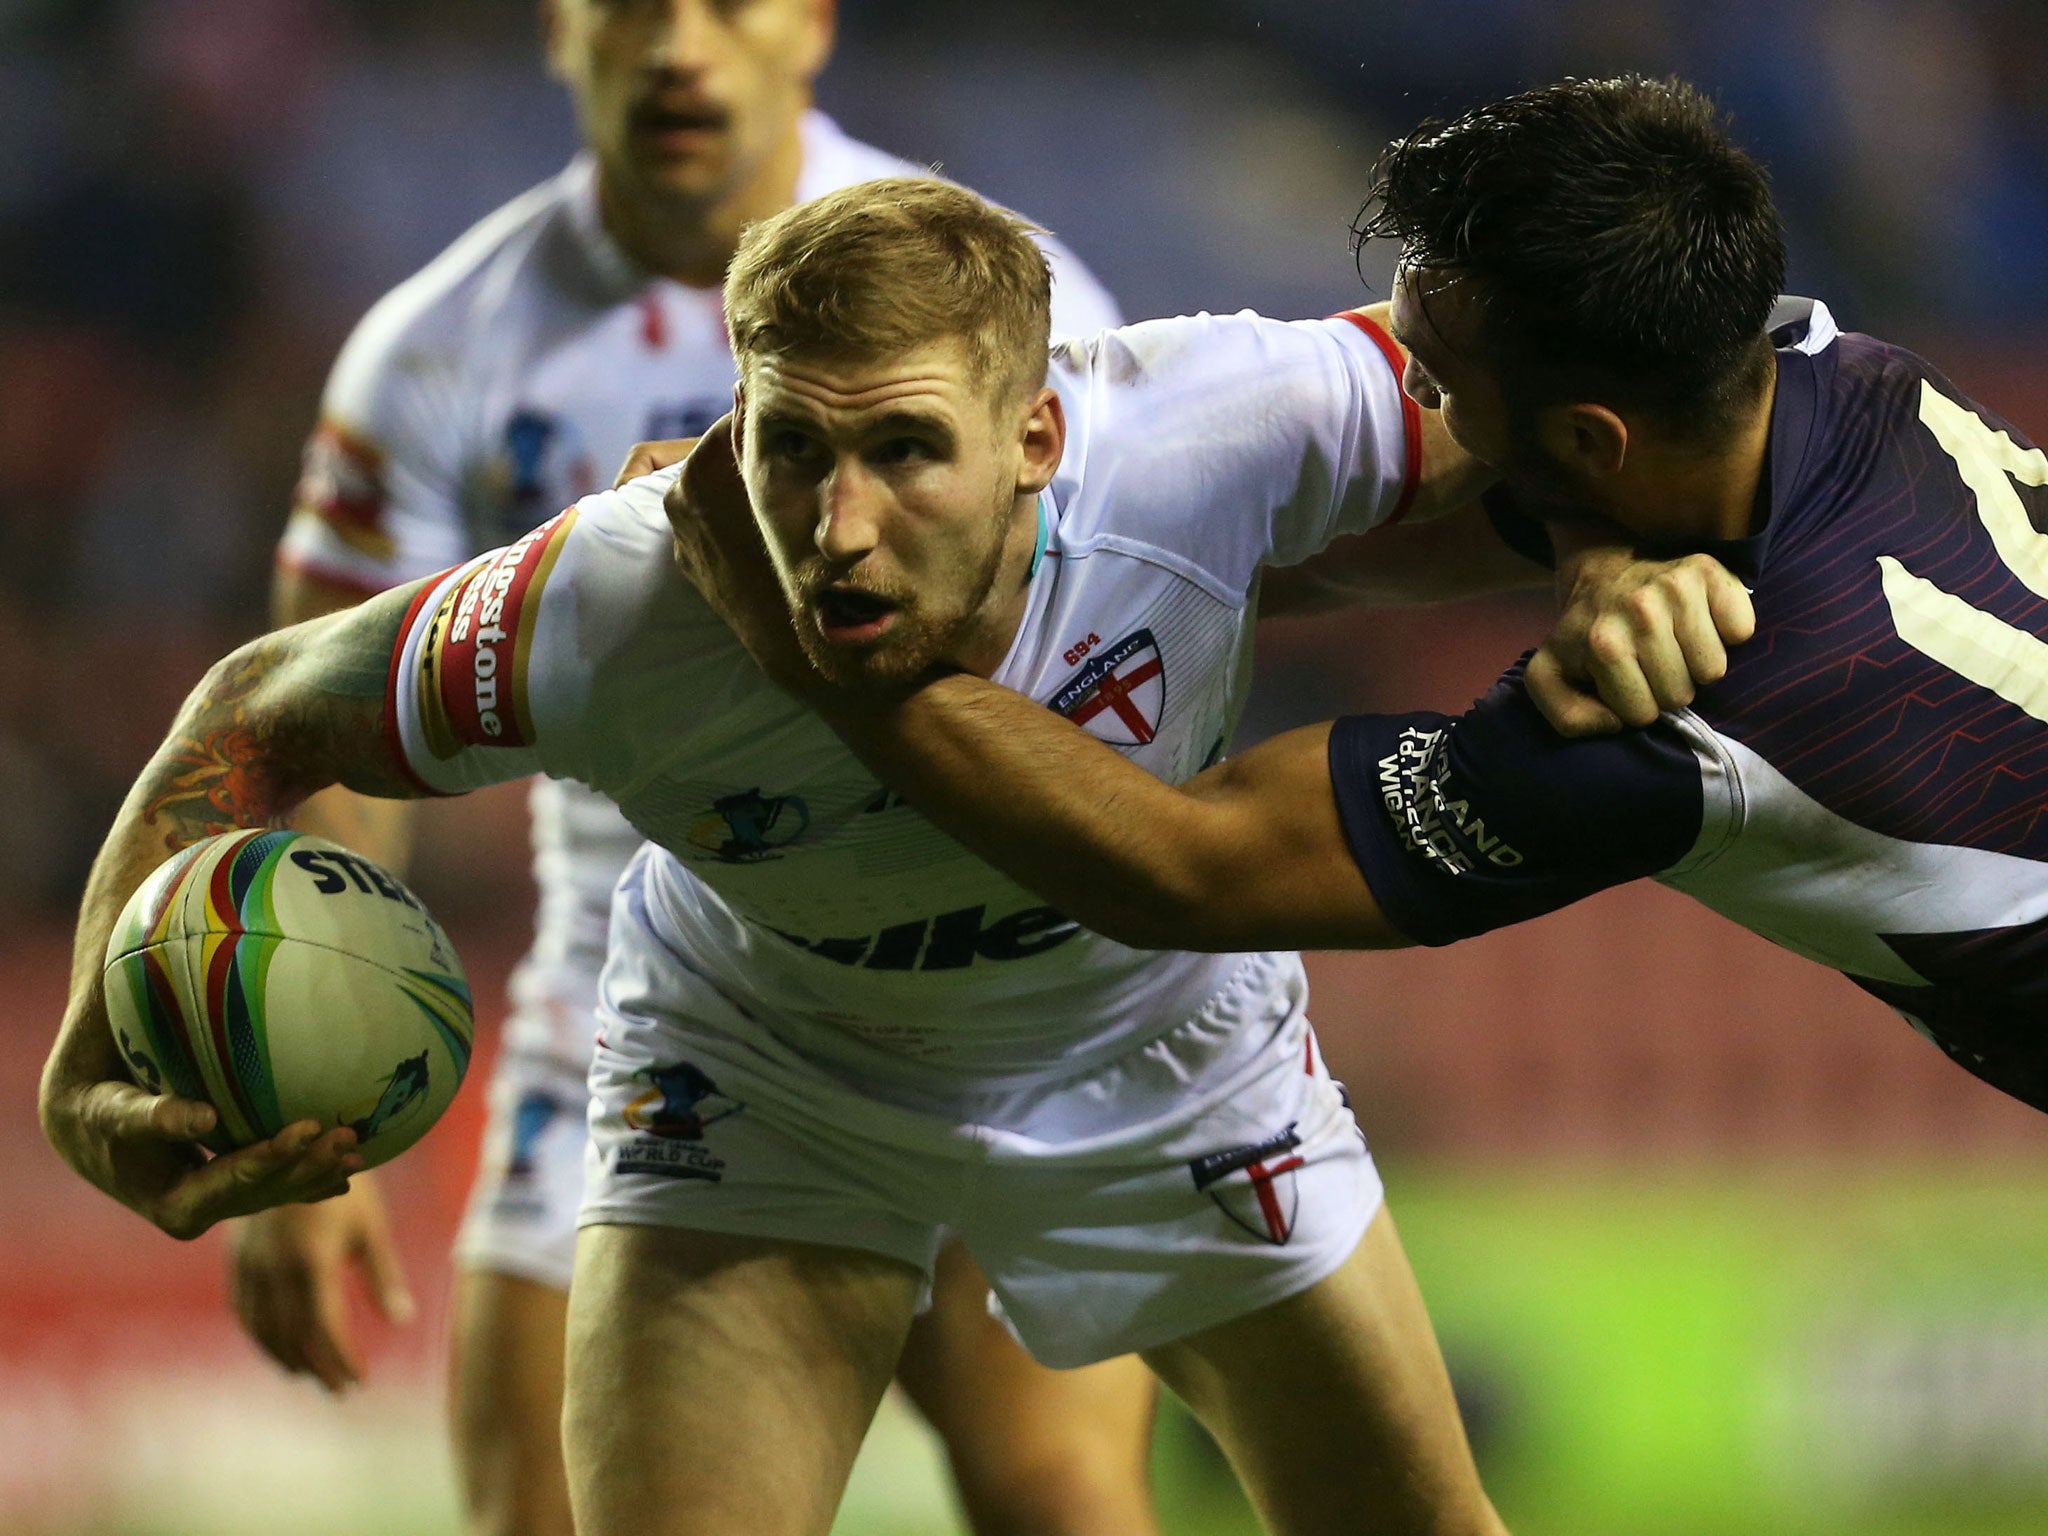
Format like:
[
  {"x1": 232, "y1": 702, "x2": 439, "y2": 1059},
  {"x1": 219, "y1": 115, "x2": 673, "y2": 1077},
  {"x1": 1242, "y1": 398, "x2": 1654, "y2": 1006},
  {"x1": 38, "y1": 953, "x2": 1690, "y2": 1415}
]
[{"x1": 1357, "y1": 75, "x2": 1787, "y2": 437}]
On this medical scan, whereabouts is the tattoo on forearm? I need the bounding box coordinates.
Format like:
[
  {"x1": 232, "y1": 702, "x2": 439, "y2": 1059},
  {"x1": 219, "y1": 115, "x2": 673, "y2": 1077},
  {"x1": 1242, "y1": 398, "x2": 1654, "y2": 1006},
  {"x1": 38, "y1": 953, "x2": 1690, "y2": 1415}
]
[
  {"x1": 58, "y1": 583, "x2": 422, "y2": 1031},
  {"x1": 143, "y1": 732, "x2": 292, "y2": 844},
  {"x1": 139, "y1": 642, "x2": 301, "y2": 849},
  {"x1": 133, "y1": 581, "x2": 420, "y2": 854}
]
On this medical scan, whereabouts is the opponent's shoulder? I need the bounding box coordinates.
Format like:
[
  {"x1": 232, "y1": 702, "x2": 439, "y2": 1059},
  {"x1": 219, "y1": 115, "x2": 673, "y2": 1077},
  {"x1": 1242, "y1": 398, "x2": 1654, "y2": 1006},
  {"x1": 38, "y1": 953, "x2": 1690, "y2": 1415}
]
[{"x1": 1769, "y1": 298, "x2": 2032, "y2": 473}]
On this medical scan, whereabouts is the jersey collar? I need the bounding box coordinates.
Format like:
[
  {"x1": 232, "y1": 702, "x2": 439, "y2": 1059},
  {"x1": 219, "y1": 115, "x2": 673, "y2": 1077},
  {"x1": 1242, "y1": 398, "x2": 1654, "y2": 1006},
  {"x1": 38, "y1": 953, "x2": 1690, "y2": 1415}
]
[{"x1": 1030, "y1": 491, "x2": 1052, "y2": 578}]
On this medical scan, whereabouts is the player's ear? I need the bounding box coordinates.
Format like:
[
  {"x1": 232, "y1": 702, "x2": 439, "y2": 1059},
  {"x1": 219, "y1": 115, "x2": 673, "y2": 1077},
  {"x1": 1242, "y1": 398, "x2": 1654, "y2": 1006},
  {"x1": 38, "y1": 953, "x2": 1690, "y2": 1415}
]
[
  {"x1": 789, "y1": 0, "x2": 836, "y2": 80},
  {"x1": 1016, "y1": 387, "x2": 1064, "y2": 496},
  {"x1": 1540, "y1": 401, "x2": 1629, "y2": 482},
  {"x1": 540, "y1": 0, "x2": 569, "y2": 81}
]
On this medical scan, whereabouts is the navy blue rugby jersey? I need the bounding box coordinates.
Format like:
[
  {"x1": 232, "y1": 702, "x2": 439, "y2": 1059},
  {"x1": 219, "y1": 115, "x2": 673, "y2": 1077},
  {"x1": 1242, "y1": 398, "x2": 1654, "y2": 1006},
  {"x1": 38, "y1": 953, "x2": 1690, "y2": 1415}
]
[{"x1": 1328, "y1": 299, "x2": 2048, "y2": 1111}]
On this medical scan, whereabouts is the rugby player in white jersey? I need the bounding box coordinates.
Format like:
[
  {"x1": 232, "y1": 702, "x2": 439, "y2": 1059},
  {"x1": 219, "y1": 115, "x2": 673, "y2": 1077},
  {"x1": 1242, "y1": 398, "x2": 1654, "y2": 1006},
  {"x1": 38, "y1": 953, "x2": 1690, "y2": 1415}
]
[
  {"x1": 678, "y1": 81, "x2": 2048, "y2": 1132},
  {"x1": 40, "y1": 178, "x2": 1744, "y2": 1535},
  {"x1": 231, "y1": 4, "x2": 1133, "y2": 1535}
]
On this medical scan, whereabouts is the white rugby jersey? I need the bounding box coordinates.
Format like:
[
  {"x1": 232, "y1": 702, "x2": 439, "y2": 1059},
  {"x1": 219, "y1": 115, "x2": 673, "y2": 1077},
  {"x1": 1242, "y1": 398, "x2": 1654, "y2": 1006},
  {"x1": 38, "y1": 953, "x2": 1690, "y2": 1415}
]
[
  {"x1": 274, "y1": 112, "x2": 1121, "y2": 1063},
  {"x1": 385, "y1": 310, "x2": 1420, "y2": 1090}
]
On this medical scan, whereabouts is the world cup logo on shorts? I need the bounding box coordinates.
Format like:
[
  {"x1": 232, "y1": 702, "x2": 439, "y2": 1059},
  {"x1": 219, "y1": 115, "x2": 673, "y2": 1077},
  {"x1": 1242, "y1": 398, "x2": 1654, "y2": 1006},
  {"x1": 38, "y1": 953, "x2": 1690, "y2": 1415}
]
[{"x1": 622, "y1": 1061, "x2": 745, "y2": 1141}]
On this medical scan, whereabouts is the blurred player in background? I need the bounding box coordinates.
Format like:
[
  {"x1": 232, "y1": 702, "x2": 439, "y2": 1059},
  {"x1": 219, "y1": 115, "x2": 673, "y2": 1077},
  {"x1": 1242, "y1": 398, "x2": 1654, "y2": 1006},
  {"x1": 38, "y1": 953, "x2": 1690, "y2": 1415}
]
[
  {"x1": 689, "y1": 78, "x2": 2048, "y2": 1124},
  {"x1": 233, "y1": 4, "x2": 1140, "y2": 1536}
]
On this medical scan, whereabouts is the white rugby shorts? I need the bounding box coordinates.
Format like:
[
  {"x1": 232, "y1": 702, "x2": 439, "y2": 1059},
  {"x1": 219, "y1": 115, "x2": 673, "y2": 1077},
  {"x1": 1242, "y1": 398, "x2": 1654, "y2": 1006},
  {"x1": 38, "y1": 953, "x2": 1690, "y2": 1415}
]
[
  {"x1": 455, "y1": 1045, "x2": 593, "y2": 1291},
  {"x1": 582, "y1": 853, "x2": 1385, "y2": 1369}
]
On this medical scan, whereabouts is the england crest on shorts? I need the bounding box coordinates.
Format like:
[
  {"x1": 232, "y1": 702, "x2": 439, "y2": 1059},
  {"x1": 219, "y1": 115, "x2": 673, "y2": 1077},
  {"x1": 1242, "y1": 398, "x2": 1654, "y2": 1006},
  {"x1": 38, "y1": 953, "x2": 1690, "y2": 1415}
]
[
  {"x1": 1188, "y1": 1124, "x2": 1304, "y2": 1246},
  {"x1": 1049, "y1": 628, "x2": 1165, "y2": 746}
]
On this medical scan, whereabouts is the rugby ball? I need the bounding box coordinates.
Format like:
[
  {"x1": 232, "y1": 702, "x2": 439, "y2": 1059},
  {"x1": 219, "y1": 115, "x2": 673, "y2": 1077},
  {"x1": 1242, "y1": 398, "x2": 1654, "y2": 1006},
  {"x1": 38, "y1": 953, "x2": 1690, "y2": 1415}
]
[{"x1": 103, "y1": 829, "x2": 474, "y2": 1168}]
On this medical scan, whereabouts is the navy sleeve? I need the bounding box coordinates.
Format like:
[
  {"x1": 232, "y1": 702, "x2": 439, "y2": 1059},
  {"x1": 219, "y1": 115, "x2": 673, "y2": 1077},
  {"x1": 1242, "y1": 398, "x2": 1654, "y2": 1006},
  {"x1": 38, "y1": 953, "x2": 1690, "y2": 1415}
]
[{"x1": 1326, "y1": 659, "x2": 1709, "y2": 946}]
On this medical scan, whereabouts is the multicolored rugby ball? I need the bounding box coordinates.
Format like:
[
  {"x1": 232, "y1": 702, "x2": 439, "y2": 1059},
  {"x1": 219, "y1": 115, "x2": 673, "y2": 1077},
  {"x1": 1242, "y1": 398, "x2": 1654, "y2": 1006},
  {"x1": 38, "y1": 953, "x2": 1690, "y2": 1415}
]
[{"x1": 103, "y1": 829, "x2": 474, "y2": 1168}]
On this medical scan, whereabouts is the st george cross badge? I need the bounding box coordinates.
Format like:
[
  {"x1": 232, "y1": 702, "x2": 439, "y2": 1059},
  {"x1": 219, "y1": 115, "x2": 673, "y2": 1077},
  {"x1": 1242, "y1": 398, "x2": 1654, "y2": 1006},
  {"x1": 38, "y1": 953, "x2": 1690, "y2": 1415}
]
[
  {"x1": 1049, "y1": 628, "x2": 1165, "y2": 745},
  {"x1": 1188, "y1": 1125, "x2": 1304, "y2": 1246}
]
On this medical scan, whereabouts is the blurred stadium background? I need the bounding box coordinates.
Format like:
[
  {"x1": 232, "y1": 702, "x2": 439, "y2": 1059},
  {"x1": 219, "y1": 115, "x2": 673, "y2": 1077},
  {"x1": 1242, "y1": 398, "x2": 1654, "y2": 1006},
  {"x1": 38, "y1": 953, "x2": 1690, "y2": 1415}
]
[{"x1": 7, "y1": 2, "x2": 2048, "y2": 1533}]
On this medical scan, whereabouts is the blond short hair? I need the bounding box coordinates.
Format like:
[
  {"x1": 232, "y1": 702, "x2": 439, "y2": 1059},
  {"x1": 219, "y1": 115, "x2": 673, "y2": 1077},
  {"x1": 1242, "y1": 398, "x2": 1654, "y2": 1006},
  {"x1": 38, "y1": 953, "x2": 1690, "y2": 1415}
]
[{"x1": 724, "y1": 176, "x2": 1053, "y2": 406}]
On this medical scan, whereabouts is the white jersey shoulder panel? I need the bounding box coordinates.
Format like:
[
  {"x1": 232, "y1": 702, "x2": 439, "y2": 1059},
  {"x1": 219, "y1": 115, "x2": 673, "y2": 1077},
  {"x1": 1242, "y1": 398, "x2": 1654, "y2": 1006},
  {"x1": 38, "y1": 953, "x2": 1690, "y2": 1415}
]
[{"x1": 1044, "y1": 311, "x2": 1409, "y2": 607}]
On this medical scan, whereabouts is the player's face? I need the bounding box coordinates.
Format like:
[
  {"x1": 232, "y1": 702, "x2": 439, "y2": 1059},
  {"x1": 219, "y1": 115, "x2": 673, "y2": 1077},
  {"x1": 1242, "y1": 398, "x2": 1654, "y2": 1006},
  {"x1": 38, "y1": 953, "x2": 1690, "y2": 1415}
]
[
  {"x1": 548, "y1": 0, "x2": 832, "y2": 208},
  {"x1": 1389, "y1": 263, "x2": 1590, "y2": 510},
  {"x1": 737, "y1": 339, "x2": 1055, "y2": 686}
]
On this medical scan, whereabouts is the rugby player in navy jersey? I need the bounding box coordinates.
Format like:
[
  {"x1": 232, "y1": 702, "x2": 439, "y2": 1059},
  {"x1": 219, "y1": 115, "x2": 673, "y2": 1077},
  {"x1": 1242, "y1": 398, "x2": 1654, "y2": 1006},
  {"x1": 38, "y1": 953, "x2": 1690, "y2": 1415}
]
[{"x1": 678, "y1": 75, "x2": 2048, "y2": 1112}]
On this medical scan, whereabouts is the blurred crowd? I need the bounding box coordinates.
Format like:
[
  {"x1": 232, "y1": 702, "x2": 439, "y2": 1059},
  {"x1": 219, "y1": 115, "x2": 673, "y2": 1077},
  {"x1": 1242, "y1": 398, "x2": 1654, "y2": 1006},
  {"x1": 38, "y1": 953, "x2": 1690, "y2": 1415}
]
[{"x1": 3, "y1": 0, "x2": 2046, "y2": 911}]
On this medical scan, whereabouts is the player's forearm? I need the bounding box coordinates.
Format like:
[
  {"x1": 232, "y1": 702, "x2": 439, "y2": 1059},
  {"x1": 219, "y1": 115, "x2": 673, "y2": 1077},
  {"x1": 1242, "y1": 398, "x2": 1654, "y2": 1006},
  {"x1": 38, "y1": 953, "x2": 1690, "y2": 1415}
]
[
  {"x1": 269, "y1": 570, "x2": 419, "y2": 871},
  {"x1": 46, "y1": 596, "x2": 419, "y2": 1115},
  {"x1": 44, "y1": 633, "x2": 337, "y2": 1156},
  {"x1": 817, "y1": 677, "x2": 1236, "y2": 951},
  {"x1": 63, "y1": 636, "x2": 320, "y2": 998},
  {"x1": 45, "y1": 781, "x2": 249, "y2": 1151}
]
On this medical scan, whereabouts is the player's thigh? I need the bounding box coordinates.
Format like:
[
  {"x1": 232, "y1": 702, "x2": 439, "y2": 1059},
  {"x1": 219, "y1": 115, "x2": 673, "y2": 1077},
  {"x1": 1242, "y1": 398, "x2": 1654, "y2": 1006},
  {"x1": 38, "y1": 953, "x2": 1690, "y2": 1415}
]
[
  {"x1": 448, "y1": 1267, "x2": 574, "y2": 1536},
  {"x1": 894, "y1": 1240, "x2": 1160, "y2": 1536},
  {"x1": 1142, "y1": 1207, "x2": 1504, "y2": 1536},
  {"x1": 564, "y1": 1220, "x2": 924, "y2": 1536}
]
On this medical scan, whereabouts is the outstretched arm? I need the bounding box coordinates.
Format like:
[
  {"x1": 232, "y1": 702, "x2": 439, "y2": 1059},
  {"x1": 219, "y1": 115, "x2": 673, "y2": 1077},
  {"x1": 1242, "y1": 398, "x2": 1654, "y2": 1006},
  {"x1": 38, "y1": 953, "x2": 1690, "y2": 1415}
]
[
  {"x1": 40, "y1": 580, "x2": 430, "y2": 1239},
  {"x1": 657, "y1": 426, "x2": 1751, "y2": 955},
  {"x1": 656, "y1": 427, "x2": 1394, "y2": 951},
  {"x1": 1261, "y1": 508, "x2": 1754, "y2": 728},
  {"x1": 825, "y1": 686, "x2": 1397, "y2": 953}
]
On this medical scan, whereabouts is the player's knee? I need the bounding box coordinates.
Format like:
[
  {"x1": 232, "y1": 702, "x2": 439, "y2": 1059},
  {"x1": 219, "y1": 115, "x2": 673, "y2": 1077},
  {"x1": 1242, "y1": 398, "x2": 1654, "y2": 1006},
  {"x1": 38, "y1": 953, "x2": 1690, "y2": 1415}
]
[
  {"x1": 451, "y1": 1335, "x2": 575, "y2": 1535},
  {"x1": 947, "y1": 1439, "x2": 1155, "y2": 1536},
  {"x1": 460, "y1": 1487, "x2": 576, "y2": 1536},
  {"x1": 1397, "y1": 1476, "x2": 1509, "y2": 1536},
  {"x1": 452, "y1": 1400, "x2": 576, "y2": 1536},
  {"x1": 451, "y1": 1398, "x2": 573, "y2": 1536}
]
